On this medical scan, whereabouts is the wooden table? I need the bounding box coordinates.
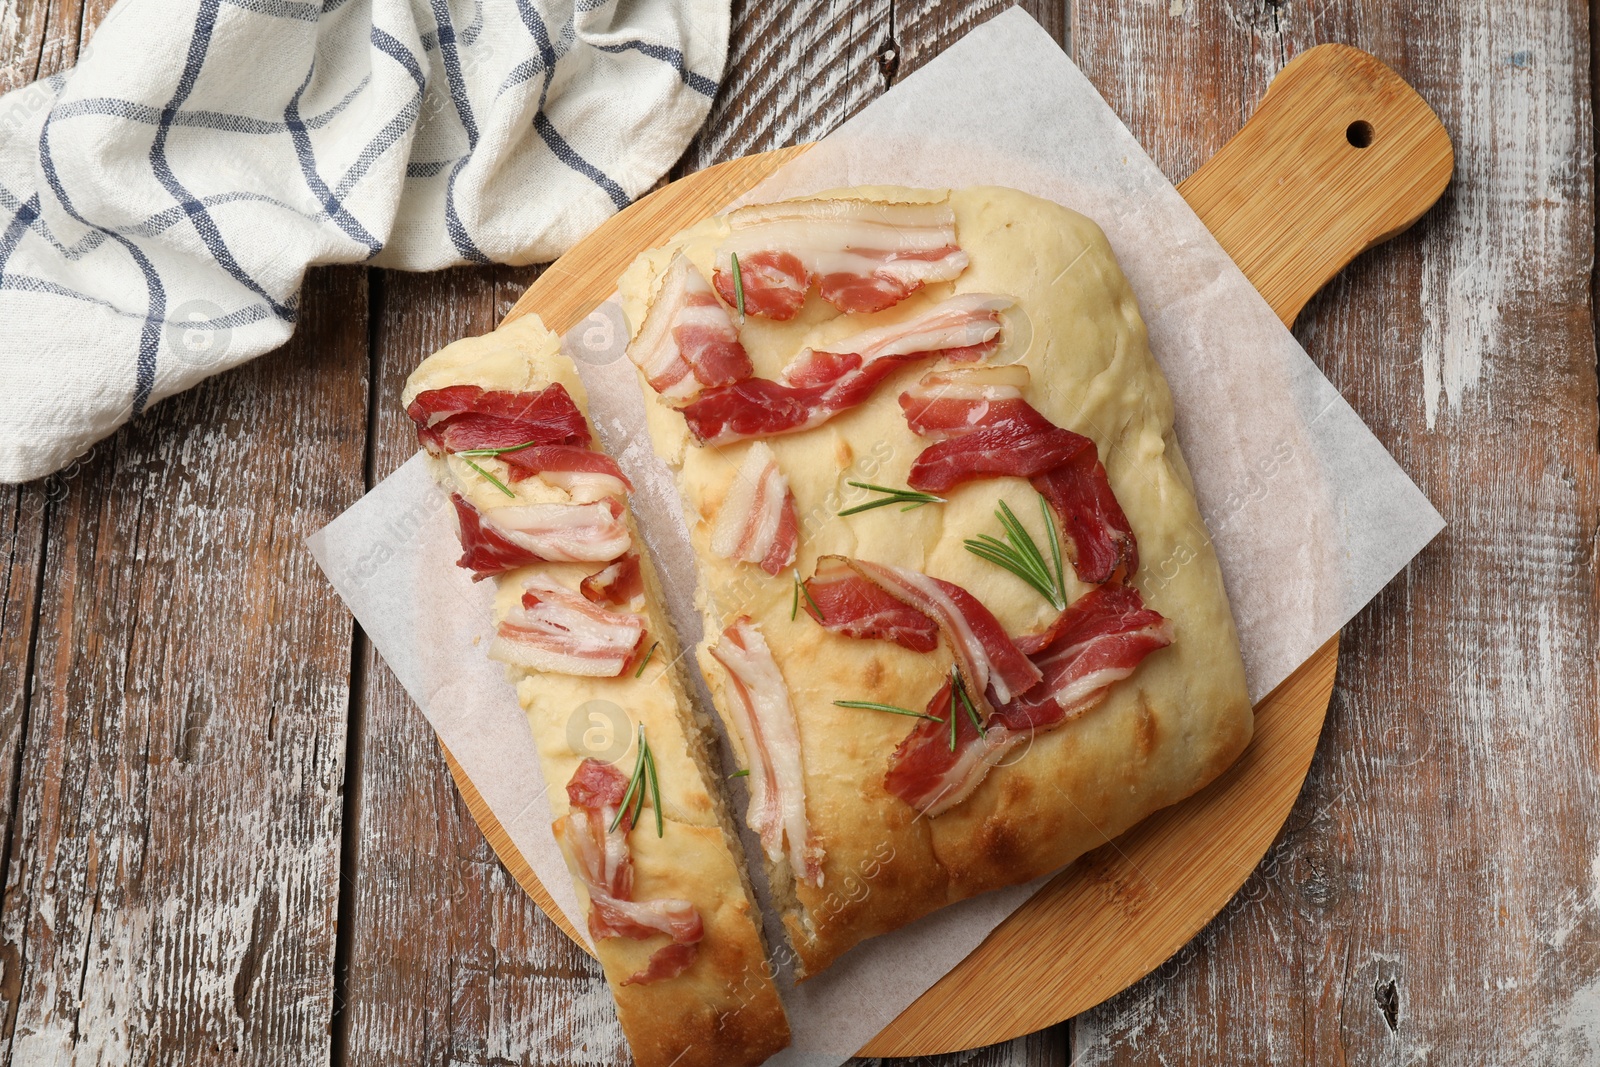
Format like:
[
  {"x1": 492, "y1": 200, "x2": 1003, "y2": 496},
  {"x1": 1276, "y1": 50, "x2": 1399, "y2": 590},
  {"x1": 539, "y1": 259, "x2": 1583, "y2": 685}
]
[{"x1": 0, "y1": 2, "x2": 1593, "y2": 1063}]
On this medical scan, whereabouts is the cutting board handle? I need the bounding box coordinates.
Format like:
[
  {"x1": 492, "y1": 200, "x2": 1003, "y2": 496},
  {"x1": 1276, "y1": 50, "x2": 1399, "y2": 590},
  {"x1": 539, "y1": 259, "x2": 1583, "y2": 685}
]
[{"x1": 1177, "y1": 43, "x2": 1453, "y2": 328}]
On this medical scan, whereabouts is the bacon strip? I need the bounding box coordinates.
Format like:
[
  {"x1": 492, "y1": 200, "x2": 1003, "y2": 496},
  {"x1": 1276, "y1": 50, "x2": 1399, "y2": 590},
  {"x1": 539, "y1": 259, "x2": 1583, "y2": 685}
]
[
  {"x1": 719, "y1": 250, "x2": 809, "y2": 319},
  {"x1": 580, "y1": 551, "x2": 645, "y2": 611},
  {"x1": 489, "y1": 576, "x2": 647, "y2": 677},
  {"x1": 410, "y1": 386, "x2": 633, "y2": 505},
  {"x1": 782, "y1": 293, "x2": 1010, "y2": 386},
  {"x1": 826, "y1": 557, "x2": 1040, "y2": 705},
  {"x1": 499, "y1": 445, "x2": 631, "y2": 498},
  {"x1": 677, "y1": 294, "x2": 1010, "y2": 445},
  {"x1": 709, "y1": 618, "x2": 822, "y2": 886},
  {"x1": 899, "y1": 365, "x2": 1031, "y2": 437},
  {"x1": 408, "y1": 384, "x2": 590, "y2": 453},
  {"x1": 450, "y1": 494, "x2": 540, "y2": 579},
  {"x1": 905, "y1": 398, "x2": 1094, "y2": 489},
  {"x1": 557, "y1": 759, "x2": 703, "y2": 985},
  {"x1": 709, "y1": 441, "x2": 799, "y2": 576},
  {"x1": 882, "y1": 680, "x2": 1027, "y2": 817},
  {"x1": 630, "y1": 254, "x2": 754, "y2": 403},
  {"x1": 1001, "y1": 583, "x2": 1173, "y2": 724},
  {"x1": 711, "y1": 199, "x2": 970, "y2": 318},
  {"x1": 900, "y1": 372, "x2": 1138, "y2": 584},
  {"x1": 451, "y1": 495, "x2": 630, "y2": 579},
  {"x1": 801, "y1": 556, "x2": 939, "y2": 653},
  {"x1": 1033, "y1": 448, "x2": 1139, "y2": 585},
  {"x1": 885, "y1": 586, "x2": 1173, "y2": 814},
  {"x1": 621, "y1": 941, "x2": 699, "y2": 986}
]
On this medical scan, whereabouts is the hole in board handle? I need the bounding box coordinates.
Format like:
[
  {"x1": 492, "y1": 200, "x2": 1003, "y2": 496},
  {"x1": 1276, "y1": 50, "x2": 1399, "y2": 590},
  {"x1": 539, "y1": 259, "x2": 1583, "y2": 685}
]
[{"x1": 1346, "y1": 120, "x2": 1374, "y2": 148}]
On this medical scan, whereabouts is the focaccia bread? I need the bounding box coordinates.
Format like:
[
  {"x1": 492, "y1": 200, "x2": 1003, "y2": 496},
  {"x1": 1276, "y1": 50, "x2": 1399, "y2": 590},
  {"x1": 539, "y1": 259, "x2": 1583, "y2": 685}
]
[
  {"x1": 402, "y1": 316, "x2": 789, "y2": 1067},
  {"x1": 618, "y1": 186, "x2": 1254, "y2": 977}
]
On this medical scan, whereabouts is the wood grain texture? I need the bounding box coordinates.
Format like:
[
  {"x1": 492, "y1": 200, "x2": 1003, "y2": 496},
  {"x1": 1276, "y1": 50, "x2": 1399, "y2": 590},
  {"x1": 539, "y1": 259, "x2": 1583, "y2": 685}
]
[
  {"x1": 1176, "y1": 43, "x2": 1452, "y2": 324},
  {"x1": 0, "y1": 266, "x2": 366, "y2": 1063},
  {"x1": 0, "y1": 8, "x2": 365, "y2": 1066},
  {"x1": 1071, "y1": 2, "x2": 1600, "y2": 1063},
  {"x1": 2, "y1": 0, "x2": 1585, "y2": 1064},
  {"x1": 0, "y1": 0, "x2": 110, "y2": 945}
]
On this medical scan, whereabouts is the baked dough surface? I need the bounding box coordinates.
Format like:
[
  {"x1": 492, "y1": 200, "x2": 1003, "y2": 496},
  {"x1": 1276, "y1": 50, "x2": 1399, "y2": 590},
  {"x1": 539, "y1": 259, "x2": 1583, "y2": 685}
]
[
  {"x1": 619, "y1": 186, "x2": 1254, "y2": 975},
  {"x1": 405, "y1": 316, "x2": 790, "y2": 1067}
]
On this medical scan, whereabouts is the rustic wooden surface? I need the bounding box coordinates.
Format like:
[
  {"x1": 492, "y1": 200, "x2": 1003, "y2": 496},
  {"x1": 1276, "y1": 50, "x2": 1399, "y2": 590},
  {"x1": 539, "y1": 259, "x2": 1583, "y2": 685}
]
[
  {"x1": 0, "y1": 2, "x2": 1593, "y2": 1066},
  {"x1": 1069, "y1": 2, "x2": 1600, "y2": 1064}
]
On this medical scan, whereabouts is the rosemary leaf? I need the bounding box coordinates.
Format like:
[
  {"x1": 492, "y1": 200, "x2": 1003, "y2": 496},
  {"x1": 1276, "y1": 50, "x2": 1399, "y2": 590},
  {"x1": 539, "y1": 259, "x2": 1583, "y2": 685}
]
[
  {"x1": 1041, "y1": 493, "x2": 1067, "y2": 603},
  {"x1": 729, "y1": 768, "x2": 750, "y2": 778},
  {"x1": 731, "y1": 253, "x2": 746, "y2": 320},
  {"x1": 952, "y1": 665, "x2": 985, "y2": 736},
  {"x1": 643, "y1": 728, "x2": 663, "y2": 837},
  {"x1": 797, "y1": 573, "x2": 825, "y2": 621},
  {"x1": 629, "y1": 725, "x2": 649, "y2": 831},
  {"x1": 457, "y1": 439, "x2": 540, "y2": 457},
  {"x1": 962, "y1": 499, "x2": 1066, "y2": 610},
  {"x1": 790, "y1": 571, "x2": 801, "y2": 621},
  {"x1": 461, "y1": 457, "x2": 515, "y2": 498},
  {"x1": 963, "y1": 539, "x2": 1057, "y2": 604},
  {"x1": 633, "y1": 641, "x2": 658, "y2": 678},
  {"x1": 610, "y1": 723, "x2": 645, "y2": 833},
  {"x1": 838, "y1": 480, "x2": 945, "y2": 516},
  {"x1": 833, "y1": 699, "x2": 941, "y2": 721}
]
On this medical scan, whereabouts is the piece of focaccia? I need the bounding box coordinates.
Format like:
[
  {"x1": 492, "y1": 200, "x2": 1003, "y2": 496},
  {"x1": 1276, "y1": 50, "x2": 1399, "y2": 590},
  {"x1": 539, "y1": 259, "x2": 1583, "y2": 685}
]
[
  {"x1": 619, "y1": 187, "x2": 1255, "y2": 977},
  {"x1": 402, "y1": 316, "x2": 790, "y2": 1067}
]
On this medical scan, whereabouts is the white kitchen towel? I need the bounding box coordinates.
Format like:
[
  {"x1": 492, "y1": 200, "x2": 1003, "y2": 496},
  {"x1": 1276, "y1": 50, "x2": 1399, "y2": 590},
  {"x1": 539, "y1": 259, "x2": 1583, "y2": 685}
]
[{"x1": 0, "y1": 0, "x2": 728, "y2": 483}]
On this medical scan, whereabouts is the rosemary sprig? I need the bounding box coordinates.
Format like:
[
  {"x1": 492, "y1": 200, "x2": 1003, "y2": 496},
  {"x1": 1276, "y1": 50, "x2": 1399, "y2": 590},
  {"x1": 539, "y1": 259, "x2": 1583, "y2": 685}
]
[
  {"x1": 833, "y1": 699, "x2": 942, "y2": 721},
  {"x1": 838, "y1": 481, "x2": 946, "y2": 517},
  {"x1": 609, "y1": 724, "x2": 663, "y2": 837},
  {"x1": 612, "y1": 732, "x2": 642, "y2": 830},
  {"x1": 963, "y1": 497, "x2": 1066, "y2": 610},
  {"x1": 730, "y1": 252, "x2": 746, "y2": 320},
  {"x1": 456, "y1": 439, "x2": 540, "y2": 458},
  {"x1": 643, "y1": 733, "x2": 664, "y2": 837},
  {"x1": 461, "y1": 456, "x2": 515, "y2": 498},
  {"x1": 633, "y1": 641, "x2": 659, "y2": 678},
  {"x1": 938, "y1": 665, "x2": 987, "y2": 753},
  {"x1": 951, "y1": 665, "x2": 985, "y2": 737},
  {"x1": 793, "y1": 570, "x2": 824, "y2": 622},
  {"x1": 1041, "y1": 494, "x2": 1067, "y2": 607}
]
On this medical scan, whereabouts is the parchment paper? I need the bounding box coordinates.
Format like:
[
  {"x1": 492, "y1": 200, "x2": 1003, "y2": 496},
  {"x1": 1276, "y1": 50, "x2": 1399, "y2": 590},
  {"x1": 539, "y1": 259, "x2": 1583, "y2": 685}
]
[{"x1": 309, "y1": 9, "x2": 1443, "y2": 1062}]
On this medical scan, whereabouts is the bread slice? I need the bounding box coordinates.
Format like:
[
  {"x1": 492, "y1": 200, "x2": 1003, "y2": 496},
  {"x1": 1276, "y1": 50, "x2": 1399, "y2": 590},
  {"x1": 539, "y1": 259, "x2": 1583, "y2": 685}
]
[
  {"x1": 617, "y1": 186, "x2": 1254, "y2": 977},
  {"x1": 402, "y1": 316, "x2": 789, "y2": 1067}
]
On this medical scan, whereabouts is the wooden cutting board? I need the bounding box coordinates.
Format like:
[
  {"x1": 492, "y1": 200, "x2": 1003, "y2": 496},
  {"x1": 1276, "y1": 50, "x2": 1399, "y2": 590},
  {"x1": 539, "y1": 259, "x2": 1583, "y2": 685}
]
[{"x1": 441, "y1": 42, "x2": 1452, "y2": 1057}]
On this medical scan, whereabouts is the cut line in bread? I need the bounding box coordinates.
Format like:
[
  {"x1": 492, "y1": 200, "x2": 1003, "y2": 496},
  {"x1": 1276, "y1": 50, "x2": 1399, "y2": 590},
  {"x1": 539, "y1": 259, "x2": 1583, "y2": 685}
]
[{"x1": 402, "y1": 316, "x2": 791, "y2": 1067}]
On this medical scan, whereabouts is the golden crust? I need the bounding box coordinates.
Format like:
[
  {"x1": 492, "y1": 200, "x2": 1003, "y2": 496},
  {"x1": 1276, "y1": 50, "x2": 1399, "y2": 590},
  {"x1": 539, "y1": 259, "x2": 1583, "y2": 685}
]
[
  {"x1": 406, "y1": 315, "x2": 790, "y2": 1067},
  {"x1": 621, "y1": 186, "x2": 1254, "y2": 976}
]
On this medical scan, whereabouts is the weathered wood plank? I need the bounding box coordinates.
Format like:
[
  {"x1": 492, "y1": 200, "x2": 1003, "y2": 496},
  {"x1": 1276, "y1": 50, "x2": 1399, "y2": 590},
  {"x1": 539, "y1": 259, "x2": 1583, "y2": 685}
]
[
  {"x1": 1071, "y1": 2, "x2": 1600, "y2": 1062},
  {"x1": 895, "y1": 0, "x2": 1068, "y2": 81},
  {"x1": 0, "y1": 267, "x2": 368, "y2": 1064},
  {"x1": 5, "y1": 5, "x2": 367, "y2": 1064},
  {"x1": 673, "y1": 0, "x2": 892, "y2": 175},
  {"x1": 0, "y1": 0, "x2": 74, "y2": 1034},
  {"x1": 0, "y1": 484, "x2": 45, "y2": 1003}
]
